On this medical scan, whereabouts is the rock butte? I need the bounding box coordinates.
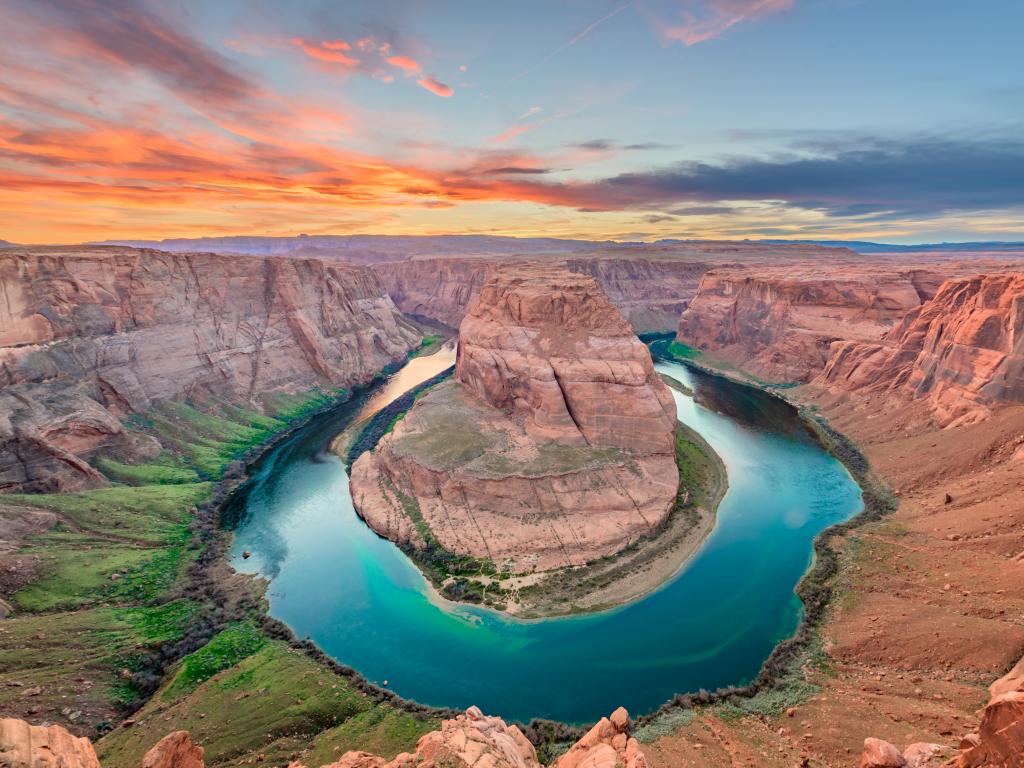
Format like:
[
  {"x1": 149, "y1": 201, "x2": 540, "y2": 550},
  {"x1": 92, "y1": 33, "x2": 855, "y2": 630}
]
[
  {"x1": 0, "y1": 247, "x2": 419, "y2": 493},
  {"x1": 350, "y1": 263, "x2": 679, "y2": 572}
]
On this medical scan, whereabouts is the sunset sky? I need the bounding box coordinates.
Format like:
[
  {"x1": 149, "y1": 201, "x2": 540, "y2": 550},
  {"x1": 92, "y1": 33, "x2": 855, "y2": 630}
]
[{"x1": 2, "y1": 0, "x2": 1022, "y2": 244}]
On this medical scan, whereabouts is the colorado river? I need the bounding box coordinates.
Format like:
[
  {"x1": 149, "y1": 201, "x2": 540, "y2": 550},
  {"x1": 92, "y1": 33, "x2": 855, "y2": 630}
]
[{"x1": 225, "y1": 351, "x2": 863, "y2": 723}]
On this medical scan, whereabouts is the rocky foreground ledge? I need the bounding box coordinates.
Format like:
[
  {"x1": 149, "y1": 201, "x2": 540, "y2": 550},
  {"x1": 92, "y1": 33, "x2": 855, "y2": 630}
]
[
  {"x1": 0, "y1": 706, "x2": 646, "y2": 768},
  {"x1": 350, "y1": 263, "x2": 681, "y2": 608}
]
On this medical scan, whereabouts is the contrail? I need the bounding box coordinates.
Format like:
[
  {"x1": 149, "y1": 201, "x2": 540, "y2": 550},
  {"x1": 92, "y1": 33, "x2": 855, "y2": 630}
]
[{"x1": 512, "y1": 1, "x2": 634, "y2": 81}]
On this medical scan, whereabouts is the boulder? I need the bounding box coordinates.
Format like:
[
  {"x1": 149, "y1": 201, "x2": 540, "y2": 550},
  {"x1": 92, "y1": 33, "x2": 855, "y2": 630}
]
[
  {"x1": 0, "y1": 717, "x2": 100, "y2": 768},
  {"x1": 140, "y1": 731, "x2": 204, "y2": 768},
  {"x1": 860, "y1": 737, "x2": 907, "y2": 768}
]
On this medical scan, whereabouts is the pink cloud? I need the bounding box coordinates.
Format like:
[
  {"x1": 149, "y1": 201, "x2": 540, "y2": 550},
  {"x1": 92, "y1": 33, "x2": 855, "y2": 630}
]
[
  {"x1": 321, "y1": 39, "x2": 351, "y2": 51},
  {"x1": 289, "y1": 37, "x2": 358, "y2": 66},
  {"x1": 417, "y1": 75, "x2": 454, "y2": 98},
  {"x1": 387, "y1": 55, "x2": 421, "y2": 73},
  {"x1": 459, "y1": 64, "x2": 468, "y2": 72},
  {"x1": 659, "y1": 0, "x2": 794, "y2": 46}
]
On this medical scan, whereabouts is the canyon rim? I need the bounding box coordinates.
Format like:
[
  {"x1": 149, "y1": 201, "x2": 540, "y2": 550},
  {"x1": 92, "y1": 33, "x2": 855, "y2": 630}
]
[{"x1": 2, "y1": 1, "x2": 1024, "y2": 767}]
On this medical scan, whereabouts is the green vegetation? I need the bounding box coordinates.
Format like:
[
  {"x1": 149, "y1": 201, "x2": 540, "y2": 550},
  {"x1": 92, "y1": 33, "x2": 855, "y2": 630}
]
[
  {"x1": 7, "y1": 483, "x2": 209, "y2": 611},
  {"x1": 0, "y1": 381, "x2": 433, "y2": 765},
  {"x1": 96, "y1": 641, "x2": 438, "y2": 768},
  {"x1": 95, "y1": 457, "x2": 201, "y2": 485},
  {"x1": 411, "y1": 333, "x2": 444, "y2": 358},
  {"x1": 163, "y1": 621, "x2": 267, "y2": 700},
  {"x1": 124, "y1": 390, "x2": 346, "y2": 480}
]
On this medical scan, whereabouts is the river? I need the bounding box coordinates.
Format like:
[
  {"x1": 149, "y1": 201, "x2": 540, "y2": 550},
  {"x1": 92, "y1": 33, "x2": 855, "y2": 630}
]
[{"x1": 225, "y1": 351, "x2": 863, "y2": 724}]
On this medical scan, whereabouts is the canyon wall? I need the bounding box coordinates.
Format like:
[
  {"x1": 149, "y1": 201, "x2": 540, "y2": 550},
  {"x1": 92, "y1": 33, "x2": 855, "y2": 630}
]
[
  {"x1": 373, "y1": 256, "x2": 709, "y2": 332},
  {"x1": 350, "y1": 264, "x2": 678, "y2": 573},
  {"x1": 675, "y1": 267, "x2": 947, "y2": 382},
  {"x1": 0, "y1": 247, "x2": 420, "y2": 492},
  {"x1": 818, "y1": 273, "x2": 1024, "y2": 424}
]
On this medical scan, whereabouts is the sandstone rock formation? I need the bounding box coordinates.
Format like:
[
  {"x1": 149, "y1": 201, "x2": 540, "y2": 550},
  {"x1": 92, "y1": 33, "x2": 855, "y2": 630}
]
[
  {"x1": 552, "y1": 706, "x2": 647, "y2": 768},
  {"x1": 351, "y1": 264, "x2": 678, "y2": 573},
  {"x1": 0, "y1": 707, "x2": 649, "y2": 768},
  {"x1": 675, "y1": 267, "x2": 946, "y2": 382},
  {"x1": 140, "y1": 731, "x2": 204, "y2": 768},
  {"x1": 0, "y1": 717, "x2": 100, "y2": 768},
  {"x1": 288, "y1": 707, "x2": 646, "y2": 768},
  {"x1": 818, "y1": 273, "x2": 1024, "y2": 424},
  {"x1": 0, "y1": 247, "x2": 420, "y2": 492},
  {"x1": 455, "y1": 264, "x2": 677, "y2": 453}
]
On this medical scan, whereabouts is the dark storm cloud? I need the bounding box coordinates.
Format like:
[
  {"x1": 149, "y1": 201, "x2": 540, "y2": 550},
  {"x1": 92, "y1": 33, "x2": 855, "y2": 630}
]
[{"x1": 509, "y1": 136, "x2": 1024, "y2": 217}]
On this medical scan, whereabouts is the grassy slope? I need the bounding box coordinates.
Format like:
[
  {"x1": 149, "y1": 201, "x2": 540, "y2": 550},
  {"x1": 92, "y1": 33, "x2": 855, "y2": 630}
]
[
  {"x1": 96, "y1": 641, "x2": 436, "y2": 768},
  {"x1": 0, "y1": 368, "x2": 436, "y2": 766}
]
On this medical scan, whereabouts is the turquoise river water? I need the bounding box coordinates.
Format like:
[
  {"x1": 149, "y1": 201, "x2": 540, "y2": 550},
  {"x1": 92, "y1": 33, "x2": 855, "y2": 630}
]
[{"x1": 225, "y1": 356, "x2": 863, "y2": 724}]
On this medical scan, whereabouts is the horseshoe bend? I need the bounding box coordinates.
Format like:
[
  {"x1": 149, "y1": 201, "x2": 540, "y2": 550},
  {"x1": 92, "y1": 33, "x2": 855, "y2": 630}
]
[
  {"x1": 3, "y1": 3, "x2": 1024, "y2": 766},
  {"x1": 348, "y1": 264, "x2": 713, "y2": 615}
]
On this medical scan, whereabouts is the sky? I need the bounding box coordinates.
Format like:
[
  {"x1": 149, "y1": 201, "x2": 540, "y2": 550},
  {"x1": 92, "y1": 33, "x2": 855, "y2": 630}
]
[{"x1": 1, "y1": 0, "x2": 1023, "y2": 245}]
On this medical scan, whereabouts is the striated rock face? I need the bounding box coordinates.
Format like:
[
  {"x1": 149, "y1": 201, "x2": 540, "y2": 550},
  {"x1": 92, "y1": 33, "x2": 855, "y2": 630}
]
[
  {"x1": 676, "y1": 267, "x2": 943, "y2": 382},
  {"x1": 351, "y1": 264, "x2": 678, "y2": 572},
  {"x1": 819, "y1": 274, "x2": 1024, "y2": 424},
  {"x1": 0, "y1": 717, "x2": 101, "y2": 768},
  {"x1": 564, "y1": 257, "x2": 706, "y2": 334},
  {"x1": 0, "y1": 247, "x2": 420, "y2": 492},
  {"x1": 455, "y1": 264, "x2": 677, "y2": 453},
  {"x1": 373, "y1": 257, "x2": 707, "y2": 332}
]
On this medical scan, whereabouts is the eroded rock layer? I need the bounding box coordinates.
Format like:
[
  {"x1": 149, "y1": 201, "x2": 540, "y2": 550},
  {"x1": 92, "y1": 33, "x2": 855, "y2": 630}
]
[
  {"x1": 351, "y1": 264, "x2": 678, "y2": 572},
  {"x1": 818, "y1": 273, "x2": 1024, "y2": 424},
  {"x1": 675, "y1": 267, "x2": 946, "y2": 382},
  {"x1": 0, "y1": 247, "x2": 420, "y2": 492},
  {"x1": 373, "y1": 256, "x2": 708, "y2": 332}
]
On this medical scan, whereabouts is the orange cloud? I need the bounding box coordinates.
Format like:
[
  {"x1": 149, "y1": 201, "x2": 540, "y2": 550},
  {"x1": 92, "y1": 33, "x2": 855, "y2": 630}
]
[
  {"x1": 417, "y1": 76, "x2": 454, "y2": 98},
  {"x1": 387, "y1": 55, "x2": 420, "y2": 73},
  {"x1": 289, "y1": 37, "x2": 359, "y2": 66},
  {"x1": 659, "y1": 0, "x2": 794, "y2": 46}
]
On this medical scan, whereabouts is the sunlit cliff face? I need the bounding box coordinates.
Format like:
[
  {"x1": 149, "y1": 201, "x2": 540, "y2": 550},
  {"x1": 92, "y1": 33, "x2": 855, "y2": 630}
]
[{"x1": 1, "y1": 0, "x2": 1022, "y2": 244}]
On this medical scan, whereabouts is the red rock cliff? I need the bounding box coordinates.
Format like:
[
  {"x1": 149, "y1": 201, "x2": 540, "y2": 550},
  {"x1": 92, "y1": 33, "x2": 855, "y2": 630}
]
[
  {"x1": 675, "y1": 267, "x2": 944, "y2": 382},
  {"x1": 818, "y1": 273, "x2": 1024, "y2": 424},
  {"x1": 0, "y1": 247, "x2": 420, "y2": 492}
]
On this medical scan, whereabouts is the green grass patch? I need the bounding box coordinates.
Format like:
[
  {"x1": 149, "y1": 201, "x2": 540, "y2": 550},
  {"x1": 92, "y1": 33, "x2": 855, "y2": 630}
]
[
  {"x1": 97, "y1": 641, "x2": 433, "y2": 768},
  {"x1": 162, "y1": 622, "x2": 268, "y2": 700},
  {"x1": 6, "y1": 483, "x2": 209, "y2": 544},
  {"x1": 410, "y1": 334, "x2": 444, "y2": 358},
  {"x1": 94, "y1": 457, "x2": 201, "y2": 485}
]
